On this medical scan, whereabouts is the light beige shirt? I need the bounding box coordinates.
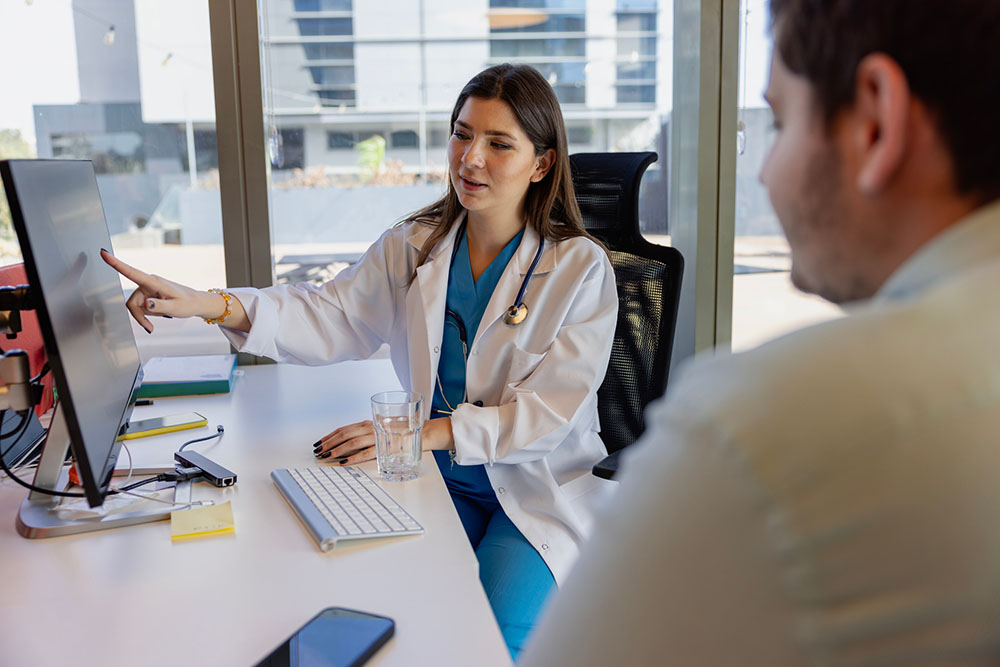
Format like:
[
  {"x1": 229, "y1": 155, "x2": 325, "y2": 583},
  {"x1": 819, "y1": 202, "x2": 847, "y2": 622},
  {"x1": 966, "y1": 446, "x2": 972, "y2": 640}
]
[{"x1": 521, "y1": 200, "x2": 1000, "y2": 666}]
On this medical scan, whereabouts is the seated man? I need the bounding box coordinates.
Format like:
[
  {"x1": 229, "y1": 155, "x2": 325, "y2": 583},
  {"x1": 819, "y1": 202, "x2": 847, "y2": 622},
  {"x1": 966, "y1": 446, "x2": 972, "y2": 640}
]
[{"x1": 521, "y1": 0, "x2": 1000, "y2": 664}]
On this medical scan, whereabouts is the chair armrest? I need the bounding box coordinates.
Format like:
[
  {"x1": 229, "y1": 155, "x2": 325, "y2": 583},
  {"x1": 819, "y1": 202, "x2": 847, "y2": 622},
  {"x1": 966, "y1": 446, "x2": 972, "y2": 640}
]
[{"x1": 591, "y1": 449, "x2": 624, "y2": 480}]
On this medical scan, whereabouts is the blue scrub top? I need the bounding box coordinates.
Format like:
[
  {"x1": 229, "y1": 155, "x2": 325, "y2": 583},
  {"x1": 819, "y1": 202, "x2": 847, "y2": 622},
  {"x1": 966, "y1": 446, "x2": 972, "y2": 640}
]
[
  {"x1": 432, "y1": 224, "x2": 525, "y2": 416},
  {"x1": 431, "y1": 223, "x2": 525, "y2": 487}
]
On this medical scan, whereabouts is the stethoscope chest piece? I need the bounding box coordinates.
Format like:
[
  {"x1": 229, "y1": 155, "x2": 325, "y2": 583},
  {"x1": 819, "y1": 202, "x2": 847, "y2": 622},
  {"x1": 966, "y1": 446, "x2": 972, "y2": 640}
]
[{"x1": 503, "y1": 303, "x2": 528, "y2": 326}]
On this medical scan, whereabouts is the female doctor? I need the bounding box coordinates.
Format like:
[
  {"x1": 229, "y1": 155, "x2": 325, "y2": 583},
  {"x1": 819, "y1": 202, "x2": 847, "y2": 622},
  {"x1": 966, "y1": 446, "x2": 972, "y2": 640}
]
[{"x1": 103, "y1": 64, "x2": 618, "y2": 658}]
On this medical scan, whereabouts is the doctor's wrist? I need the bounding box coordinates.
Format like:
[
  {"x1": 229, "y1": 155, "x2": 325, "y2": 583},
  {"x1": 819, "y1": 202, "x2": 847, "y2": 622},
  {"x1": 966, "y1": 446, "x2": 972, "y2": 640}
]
[{"x1": 422, "y1": 418, "x2": 454, "y2": 452}]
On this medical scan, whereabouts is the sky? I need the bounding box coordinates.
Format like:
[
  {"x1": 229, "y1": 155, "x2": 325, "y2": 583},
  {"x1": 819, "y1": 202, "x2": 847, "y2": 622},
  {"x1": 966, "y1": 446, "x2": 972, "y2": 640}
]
[{"x1": 0, "y1": 0, "x2": 81, "y2": 149}]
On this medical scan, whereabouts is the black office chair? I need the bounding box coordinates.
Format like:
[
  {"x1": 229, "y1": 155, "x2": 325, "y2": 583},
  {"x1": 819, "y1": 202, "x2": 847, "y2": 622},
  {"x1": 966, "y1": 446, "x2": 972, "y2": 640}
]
[{"x1": 570, "y1": 151, "x2": 684, "y2": 480}]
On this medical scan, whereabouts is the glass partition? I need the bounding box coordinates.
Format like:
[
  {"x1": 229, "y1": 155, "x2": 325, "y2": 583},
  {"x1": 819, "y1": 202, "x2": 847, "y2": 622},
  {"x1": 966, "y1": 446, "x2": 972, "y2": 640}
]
[{"x1": 731, "y1": 0, "x2": 840, "y2": 351}]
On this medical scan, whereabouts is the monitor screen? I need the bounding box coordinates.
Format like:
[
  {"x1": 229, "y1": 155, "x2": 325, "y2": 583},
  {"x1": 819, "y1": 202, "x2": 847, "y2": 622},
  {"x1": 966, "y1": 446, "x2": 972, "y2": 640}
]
[{"x1": 0, "y1": 159, "x2": 143, "y2": 507}]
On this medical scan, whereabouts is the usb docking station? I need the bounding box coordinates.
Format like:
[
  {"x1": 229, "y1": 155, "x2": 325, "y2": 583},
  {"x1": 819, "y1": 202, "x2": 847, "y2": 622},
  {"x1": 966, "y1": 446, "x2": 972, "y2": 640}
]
[{"x1": 174, "y1": 451, "x2": 237, "y2": 487}]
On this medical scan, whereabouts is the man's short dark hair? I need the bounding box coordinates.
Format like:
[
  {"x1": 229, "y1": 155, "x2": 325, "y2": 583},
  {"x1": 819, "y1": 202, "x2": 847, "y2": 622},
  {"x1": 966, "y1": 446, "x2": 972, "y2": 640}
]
[{"x1": 770, "y1": 0, "x2": 1000, "y2": 203}]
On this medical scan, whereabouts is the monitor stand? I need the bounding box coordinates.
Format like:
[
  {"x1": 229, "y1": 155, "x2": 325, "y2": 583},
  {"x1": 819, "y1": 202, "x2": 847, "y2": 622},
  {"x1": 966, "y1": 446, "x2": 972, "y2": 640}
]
[{"x1": 16, "y1": 403, "x2": 191, "y2": 539}]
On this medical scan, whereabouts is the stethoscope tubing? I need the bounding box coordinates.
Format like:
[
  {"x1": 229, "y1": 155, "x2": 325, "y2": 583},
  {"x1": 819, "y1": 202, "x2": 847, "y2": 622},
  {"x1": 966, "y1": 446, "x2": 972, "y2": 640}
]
[
  {"x1": 436, "y1": 220, "x2": 542, "y2": 415},
  {"x1": 448, "y1": 219, "x2": 543, "y2": 332}
]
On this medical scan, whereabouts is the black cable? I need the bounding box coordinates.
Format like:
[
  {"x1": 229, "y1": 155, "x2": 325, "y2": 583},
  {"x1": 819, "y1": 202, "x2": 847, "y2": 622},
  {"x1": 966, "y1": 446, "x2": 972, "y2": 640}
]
[
  {"x1": 1, "y1": 414, "x2": 225, "y2": 500},
  {"x1": 0, "y1": 408, "x2": 31, "y2": 441},
  {"x1": 115, "y1": 466, "x2": 204, "y2": 493},
  {"x1": 116, "y1": 476, "x2": 162, "y2": 493},
  {"x1": 0, "y1": 409, "x2": 85, "y2": 498},
  {"x1": 31, "y1": 362, "x2": 49, "y2": 384},
  {"x1": 177, "y1": 425, "x2": 224, "y2": 452},
  {"x1": 0, "y1": 409, "x2": 32, "y2": 460}
]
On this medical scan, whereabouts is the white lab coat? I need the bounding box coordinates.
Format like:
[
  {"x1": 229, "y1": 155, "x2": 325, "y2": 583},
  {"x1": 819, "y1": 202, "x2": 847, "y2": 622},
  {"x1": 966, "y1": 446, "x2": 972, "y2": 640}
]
[{"x1": 222, "y1": 215, "x2": 619, "y2": 584}]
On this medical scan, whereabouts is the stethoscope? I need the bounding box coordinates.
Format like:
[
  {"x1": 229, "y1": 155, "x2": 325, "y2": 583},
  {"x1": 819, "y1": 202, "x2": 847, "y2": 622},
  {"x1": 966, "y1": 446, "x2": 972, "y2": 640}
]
[
  {"x1": 434, "y1": 221, "x2": 544, "y2": 415},
  {"x1": 450, "y1": 219, "x2": 545, "y2": 329}
]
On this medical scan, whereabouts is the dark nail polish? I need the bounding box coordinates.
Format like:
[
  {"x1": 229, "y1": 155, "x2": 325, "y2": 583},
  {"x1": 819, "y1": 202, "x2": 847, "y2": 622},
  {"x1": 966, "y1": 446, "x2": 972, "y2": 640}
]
[
  {"x1": 320, "y1": 452, "x2": 332, "y2": 459},
  {"x1": 101, "y1": 248, "x2": 109, "y2": 254},
  {"x1": 311, "y1": 440, "x2": 321, "y2": 448},
  {"x1": 163, "y1": 315, "x2": 173, "y2": 319},
  {"x1": 336, "y1": 457, "x2": 349, "y2": 465},
  {"x1": 145, "y1": 328, "x2": 152, "y2": 335}
]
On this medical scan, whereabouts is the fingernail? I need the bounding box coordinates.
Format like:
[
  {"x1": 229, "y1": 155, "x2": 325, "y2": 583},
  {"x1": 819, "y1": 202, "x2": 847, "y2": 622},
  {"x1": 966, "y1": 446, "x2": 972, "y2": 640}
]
[
  {"x1": 336, "y1": 457, "x2": 349, "y2": 465},
  {"x1": 320, "y1": 452, "x2": 331, "y2": 459},
  {"x1": 147, "y1": 300, "x2": 155, "y2": 310},
  {"x1": 101, "y1": 248, "x2": 109, "y2": 254},
  {"x1": 311, "y1": 440, "x2": 322, "y2": 448},
  {"x1": 145, "y1": 327, "x2": 152, "y2": 335},
  {"x1": 163, "y1": 315, "x2": 173, "y2": 319}
]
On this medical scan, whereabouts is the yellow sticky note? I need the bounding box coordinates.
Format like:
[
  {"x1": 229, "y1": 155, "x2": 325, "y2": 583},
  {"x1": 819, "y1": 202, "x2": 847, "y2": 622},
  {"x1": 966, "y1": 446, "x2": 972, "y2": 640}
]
[{"x1": 171, "y1": 501, "x2": 235, "y2": 541}]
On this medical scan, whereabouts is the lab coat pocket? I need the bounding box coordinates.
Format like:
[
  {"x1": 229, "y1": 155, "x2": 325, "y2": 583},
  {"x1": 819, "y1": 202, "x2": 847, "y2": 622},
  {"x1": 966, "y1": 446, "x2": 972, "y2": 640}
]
[
  {"x1": 500, "y1": 346, "x2": 546, "y2": 403},
  {"x1": 506, "y1": 346, "x2": 546, "y2": 385},
  {"x1": 559, "y1": 470, "x2": 602, "y2": 501}
]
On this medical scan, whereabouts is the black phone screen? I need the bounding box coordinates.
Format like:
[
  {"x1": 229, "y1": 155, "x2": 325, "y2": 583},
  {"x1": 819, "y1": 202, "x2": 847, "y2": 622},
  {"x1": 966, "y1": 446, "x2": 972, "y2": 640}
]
[{"x1": 255, "y1": 607, "x2": 395, "y2": 667}]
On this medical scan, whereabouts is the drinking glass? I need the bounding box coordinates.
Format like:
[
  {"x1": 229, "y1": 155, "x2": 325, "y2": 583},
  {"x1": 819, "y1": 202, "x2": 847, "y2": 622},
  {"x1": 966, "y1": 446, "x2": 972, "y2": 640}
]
[{"x1": 370, "y1": 391, "x2": 423, "y2": 481}]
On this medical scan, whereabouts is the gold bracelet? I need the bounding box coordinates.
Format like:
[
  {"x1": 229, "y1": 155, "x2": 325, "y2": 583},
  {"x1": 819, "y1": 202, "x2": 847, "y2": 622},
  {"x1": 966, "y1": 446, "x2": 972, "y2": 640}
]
[{"x1": 204, "y1": 288, "x2": 233, "y2": 325}]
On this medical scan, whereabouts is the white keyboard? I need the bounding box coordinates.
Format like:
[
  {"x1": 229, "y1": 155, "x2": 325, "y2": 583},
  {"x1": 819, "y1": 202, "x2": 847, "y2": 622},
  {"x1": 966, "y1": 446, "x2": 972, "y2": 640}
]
[{"x1": 271, "y1": 466, "x2": 424, "y2": 551}]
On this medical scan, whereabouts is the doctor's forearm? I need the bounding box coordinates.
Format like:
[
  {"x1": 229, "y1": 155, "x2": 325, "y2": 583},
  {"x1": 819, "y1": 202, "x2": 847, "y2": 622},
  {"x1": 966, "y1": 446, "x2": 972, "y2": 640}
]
[{"x1": 422, "y1": 418, "x2": 454, "y2": 451}]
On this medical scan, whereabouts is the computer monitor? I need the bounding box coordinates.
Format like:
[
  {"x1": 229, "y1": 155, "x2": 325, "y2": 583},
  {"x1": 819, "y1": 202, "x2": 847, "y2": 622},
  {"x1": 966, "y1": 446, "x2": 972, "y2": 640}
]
[{"x1": 0, "y1": 159, "x2": 143, "y2": 508}]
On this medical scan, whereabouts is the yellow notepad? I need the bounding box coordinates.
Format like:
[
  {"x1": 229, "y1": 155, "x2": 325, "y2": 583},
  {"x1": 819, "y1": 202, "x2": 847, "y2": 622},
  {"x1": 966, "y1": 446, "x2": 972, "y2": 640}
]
[{"x1": 171, "y1": 501, "x2": 235, "y2": 541}]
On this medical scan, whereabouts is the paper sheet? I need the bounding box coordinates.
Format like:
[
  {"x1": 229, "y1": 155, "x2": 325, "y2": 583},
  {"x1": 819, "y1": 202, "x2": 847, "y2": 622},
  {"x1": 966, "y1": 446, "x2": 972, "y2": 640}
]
[{"x1": 171, "y1": 501, "x2": 235, "y2": 541}]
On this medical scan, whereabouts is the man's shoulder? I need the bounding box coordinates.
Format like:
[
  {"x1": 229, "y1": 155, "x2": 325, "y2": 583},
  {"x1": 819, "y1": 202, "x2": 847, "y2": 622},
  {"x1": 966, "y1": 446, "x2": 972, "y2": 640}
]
[{"x1": 659, "y1": 265, "x2": 1000, "y2": 445}]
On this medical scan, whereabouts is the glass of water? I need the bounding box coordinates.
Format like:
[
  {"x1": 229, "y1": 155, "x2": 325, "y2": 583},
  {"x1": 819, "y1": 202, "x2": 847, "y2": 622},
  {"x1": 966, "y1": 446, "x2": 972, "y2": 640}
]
[{"x1": 370, "y1": 391, "x2": 423, "y2": 481}]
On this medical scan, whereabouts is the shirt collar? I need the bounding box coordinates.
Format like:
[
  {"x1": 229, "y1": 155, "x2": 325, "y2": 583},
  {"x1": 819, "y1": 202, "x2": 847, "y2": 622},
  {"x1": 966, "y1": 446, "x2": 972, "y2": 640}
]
[
  {"x1": 406, "y1": 212, "x2": 558, "y2": 275},
  {"x1": 875, "y1": 199, "x2": 1000, "y2": 302}
]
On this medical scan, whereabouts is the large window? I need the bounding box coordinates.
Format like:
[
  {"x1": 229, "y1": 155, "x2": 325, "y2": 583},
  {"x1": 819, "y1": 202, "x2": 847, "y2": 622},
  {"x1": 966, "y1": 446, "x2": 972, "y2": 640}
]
[
  {"x1": 0, "y1": 0, "x2": 229, "y2": 359},
  {"x1": 2, "y1": 1, "x2": 737, "y2": 365},
  {"x1": 259, "y1": 0, "x2": 676, "y2": 289},
  {"x1": 731, "y1": 0, "x2": 840, "y2": 351}
]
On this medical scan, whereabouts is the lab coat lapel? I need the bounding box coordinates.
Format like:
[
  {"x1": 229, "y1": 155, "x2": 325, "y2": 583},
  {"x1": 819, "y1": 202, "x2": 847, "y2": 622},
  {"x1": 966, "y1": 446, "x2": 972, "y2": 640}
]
[
  {"x1": 475, "y1": 224, "x2": 555, "y2": 343},
  {"x1": 409, "y1": 214, "x2": 464, "y2": 411}
]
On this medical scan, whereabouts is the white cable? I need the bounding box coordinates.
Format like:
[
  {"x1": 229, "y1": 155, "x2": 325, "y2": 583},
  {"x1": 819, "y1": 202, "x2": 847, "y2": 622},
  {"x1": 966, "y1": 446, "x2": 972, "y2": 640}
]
[
  {"x1": 118, "y1": 441, "x2": 134, "y2": 487},
  {"x1": 113, "y1": 486, "x2": 213, "y2": 510}
]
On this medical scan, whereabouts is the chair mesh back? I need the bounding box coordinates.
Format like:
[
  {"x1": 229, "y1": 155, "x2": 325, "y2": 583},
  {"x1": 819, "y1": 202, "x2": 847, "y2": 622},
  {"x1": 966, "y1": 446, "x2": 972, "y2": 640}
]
[
  {"x1": 571, "y1": 152, "x2": 684, "y2": 454},
  {"x1": 599, "y1": 249, "x2": 671, "y2": 453}
]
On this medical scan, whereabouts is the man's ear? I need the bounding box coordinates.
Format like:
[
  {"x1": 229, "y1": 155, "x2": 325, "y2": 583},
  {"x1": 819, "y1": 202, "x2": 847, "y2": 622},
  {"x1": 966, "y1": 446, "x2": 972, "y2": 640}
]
[
  {"x1": 531, "y1": 149, "x2": 556, "y2": 183},
  {"x1": 853, "y1": 54, "x2": 911, "y2": 194}
]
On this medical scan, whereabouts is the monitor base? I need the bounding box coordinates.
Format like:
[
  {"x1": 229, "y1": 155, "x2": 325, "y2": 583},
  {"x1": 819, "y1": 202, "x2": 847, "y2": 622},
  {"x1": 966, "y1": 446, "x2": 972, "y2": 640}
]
[{"x1": 15, "y1": 479, "x2": 192, "y2": 539}]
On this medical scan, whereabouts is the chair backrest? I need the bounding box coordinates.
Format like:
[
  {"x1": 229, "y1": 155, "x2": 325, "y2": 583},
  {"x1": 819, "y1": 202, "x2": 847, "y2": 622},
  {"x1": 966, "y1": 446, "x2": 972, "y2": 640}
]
[{"x1": 570, "y1": 151, "x2": 684, "y2": 454}]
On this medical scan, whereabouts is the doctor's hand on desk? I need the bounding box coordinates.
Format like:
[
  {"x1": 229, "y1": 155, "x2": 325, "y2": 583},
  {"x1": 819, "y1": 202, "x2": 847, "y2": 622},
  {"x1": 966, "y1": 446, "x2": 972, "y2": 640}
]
[
  {"x1": 101, "y1": 249, "x2": 251, "y2": 334},
  {"x1": 313, "y1": 418, "x2": 455, "y2": 464}
]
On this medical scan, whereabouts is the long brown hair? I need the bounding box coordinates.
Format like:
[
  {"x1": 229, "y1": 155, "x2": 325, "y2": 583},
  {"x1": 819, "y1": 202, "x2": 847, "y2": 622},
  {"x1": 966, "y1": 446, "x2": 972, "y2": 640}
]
[{"x1": 404, "y1": 64, "x2": 597, "y2": 273}]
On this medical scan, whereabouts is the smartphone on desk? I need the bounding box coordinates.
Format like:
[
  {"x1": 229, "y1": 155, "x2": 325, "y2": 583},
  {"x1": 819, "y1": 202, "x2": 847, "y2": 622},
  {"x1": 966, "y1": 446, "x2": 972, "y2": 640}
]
[
  {"x1": 122, "y1": 411, "x2": 207, "y2": 439},
  {"x1": 255, "y1": 607, "x2": 395, "y2": 667}
]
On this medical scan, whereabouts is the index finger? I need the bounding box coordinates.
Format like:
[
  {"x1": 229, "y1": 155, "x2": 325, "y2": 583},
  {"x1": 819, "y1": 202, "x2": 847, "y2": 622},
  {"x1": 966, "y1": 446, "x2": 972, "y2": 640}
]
[{"x1": 101, "y1": 248, "x2": 153, "y2": 287}]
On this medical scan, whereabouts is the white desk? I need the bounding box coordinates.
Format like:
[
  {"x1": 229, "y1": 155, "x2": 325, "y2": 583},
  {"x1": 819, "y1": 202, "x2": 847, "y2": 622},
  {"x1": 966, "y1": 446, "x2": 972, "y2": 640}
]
[{"x1": 0, "y1": 360, "x2": 510, "y2": 667}]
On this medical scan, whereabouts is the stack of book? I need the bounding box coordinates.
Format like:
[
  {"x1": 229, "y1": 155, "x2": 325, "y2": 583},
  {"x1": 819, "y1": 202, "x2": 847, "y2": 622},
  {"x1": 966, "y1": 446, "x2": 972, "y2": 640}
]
[{"x1": 137, "y1": 354, "x2": 238, "y2": 399}]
